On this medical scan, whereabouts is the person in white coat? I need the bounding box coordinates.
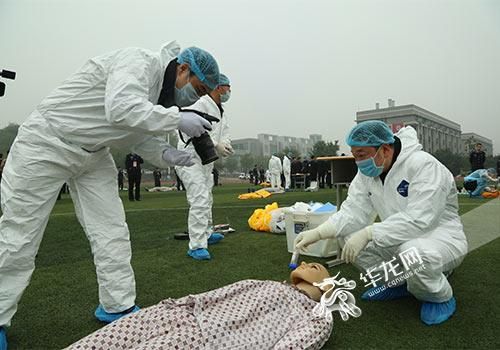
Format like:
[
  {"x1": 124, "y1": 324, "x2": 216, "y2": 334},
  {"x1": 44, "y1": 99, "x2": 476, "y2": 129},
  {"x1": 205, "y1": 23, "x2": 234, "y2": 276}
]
[
  {"x1": 268, "y1": 154, "x2": 283, "y2": 189},
  {"x1": 283, "y1": 154, "x2": 291, "y2": 190},
  {"x1": 294, "y1": 121, "x2": 467, "y2": 326},
  {"x1": 175, "y1": 74, "x2": 233, "y2": 261},
  {"x1": 0, "y1": 41, "x2": 220, "y2": 345}
]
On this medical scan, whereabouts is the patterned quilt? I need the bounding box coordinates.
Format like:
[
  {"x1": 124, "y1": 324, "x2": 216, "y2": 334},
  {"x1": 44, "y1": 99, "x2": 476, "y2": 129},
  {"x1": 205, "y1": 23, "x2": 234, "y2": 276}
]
[{"x1": 67, "y1": 279, "x2": 333, "y2": 349}]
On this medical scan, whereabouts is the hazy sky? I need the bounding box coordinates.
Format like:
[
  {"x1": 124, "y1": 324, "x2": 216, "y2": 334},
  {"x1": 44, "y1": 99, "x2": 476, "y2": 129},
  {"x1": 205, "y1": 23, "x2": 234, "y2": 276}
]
[{"x1": 1, "y1": 0, "x2": 499, "y2": 154}]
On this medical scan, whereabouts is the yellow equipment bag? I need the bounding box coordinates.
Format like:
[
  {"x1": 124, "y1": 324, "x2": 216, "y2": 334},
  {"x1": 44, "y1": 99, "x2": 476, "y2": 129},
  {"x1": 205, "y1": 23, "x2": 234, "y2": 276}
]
[
  {"x1": 238, "y1": 189, "x2": 272, "y2": 200},
  {"x1": 248, "y1": 202, "x2": 279, "y2": 232}
]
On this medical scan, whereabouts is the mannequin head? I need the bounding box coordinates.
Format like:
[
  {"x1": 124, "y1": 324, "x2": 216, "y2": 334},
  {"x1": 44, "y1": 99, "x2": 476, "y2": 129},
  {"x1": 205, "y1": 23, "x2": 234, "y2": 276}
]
[{"x1": 290, "y1": 262, "x2": 330, "y2": 301}]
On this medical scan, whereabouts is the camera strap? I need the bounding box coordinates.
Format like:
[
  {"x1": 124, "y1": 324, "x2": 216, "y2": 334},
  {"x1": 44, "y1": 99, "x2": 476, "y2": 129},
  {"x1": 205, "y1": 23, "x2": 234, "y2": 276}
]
[{"x1": 178, "y1": 130, "x2": 192, "y2": 148}]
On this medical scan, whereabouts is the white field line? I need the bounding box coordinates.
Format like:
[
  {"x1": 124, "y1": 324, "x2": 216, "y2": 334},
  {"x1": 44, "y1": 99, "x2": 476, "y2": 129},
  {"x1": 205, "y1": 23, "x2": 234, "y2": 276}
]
[{"x1": 49, "y1": 201, "x2": 498, "y2": 217}]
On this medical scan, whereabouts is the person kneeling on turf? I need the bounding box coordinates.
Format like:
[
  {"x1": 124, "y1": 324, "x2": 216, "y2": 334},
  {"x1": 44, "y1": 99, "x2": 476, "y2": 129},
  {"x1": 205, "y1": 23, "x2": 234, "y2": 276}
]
[{"x1": 295, "y1": 121, "x2": 467, "y2": 326}]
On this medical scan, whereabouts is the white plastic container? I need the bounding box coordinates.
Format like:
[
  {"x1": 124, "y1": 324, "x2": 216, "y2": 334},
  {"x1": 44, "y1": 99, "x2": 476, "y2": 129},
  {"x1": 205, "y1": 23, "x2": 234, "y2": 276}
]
[{"x1": 284, "y1": 208, "x2": 338, "y2": 258}]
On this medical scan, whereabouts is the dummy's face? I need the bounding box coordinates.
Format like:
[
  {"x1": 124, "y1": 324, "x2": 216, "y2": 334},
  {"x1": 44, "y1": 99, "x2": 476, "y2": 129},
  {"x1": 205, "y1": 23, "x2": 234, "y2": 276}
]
[
  {"x1": 175, "y1": 63, "x2": 211, "y2": 97},
  {"x1": 475, "y1": 144, "x2": 482, "y2": 151},
  {"x1": 290, "y1": 262, "x2": 329, "y2": 285},
  {"x1": 290, "y1": 262, "x2": 330, "y2": 302}
]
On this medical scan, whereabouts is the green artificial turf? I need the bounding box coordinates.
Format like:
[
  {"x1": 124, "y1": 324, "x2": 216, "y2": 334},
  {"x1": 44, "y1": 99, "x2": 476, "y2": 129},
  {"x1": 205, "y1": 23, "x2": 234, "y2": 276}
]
[{"x1": 3, "y1": 184, "x2": 499, "y2": 349}]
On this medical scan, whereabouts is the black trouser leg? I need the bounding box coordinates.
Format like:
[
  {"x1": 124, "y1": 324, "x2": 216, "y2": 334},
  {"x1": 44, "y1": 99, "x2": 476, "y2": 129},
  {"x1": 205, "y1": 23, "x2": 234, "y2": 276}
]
[
  {"x1": 128, "y1": 175, "x2": 135, "y2": 200},
  {"x1": 135, "y1": 173, "x2": 141, "y2": 200}
]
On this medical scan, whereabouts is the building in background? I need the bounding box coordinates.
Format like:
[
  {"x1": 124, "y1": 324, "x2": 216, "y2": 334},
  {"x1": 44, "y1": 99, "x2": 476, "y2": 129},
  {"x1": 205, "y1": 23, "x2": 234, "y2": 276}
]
[
  {"x1": 232, "y1": 133, "x2": 322, "y2": 157},
  {"x1": 356, "y1": 100, "x2": 463, "y2": 154},
  {"x1": 231, "y1": 138, "x2": 263, "y2": 157},
  {"x1": 461, "y1": 132, "x2": 493, "y2": 156}
]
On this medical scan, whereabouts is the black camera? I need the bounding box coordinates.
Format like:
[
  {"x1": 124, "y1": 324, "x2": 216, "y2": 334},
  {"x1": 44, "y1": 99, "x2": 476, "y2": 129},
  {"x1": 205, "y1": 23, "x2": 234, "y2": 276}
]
[
  {"x1": 0, "y1": 69, "x2": 16, "y2": 97},
  {"x1": 179, "y1": 109, "x2": 220, "y2": 165}
]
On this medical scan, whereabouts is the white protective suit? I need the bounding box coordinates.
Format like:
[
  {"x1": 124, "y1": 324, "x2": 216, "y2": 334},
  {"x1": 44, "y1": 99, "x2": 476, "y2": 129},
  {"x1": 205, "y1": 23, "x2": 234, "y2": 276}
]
[
  {"x1": 175, "y1": 95, "x2": 231, "y2": 250},
  {"x1": 330, "y1": 126, "x2": 467, "y2": 303},
  {"x1": 268, "y1": 155, "x2": 283, "y2": 189},
  {"x1": 0, "y1": 41, "x2": 185, "y2": 327},
  {"x1": 283, "y1": 156, "x2": 291, "y2": 189}
]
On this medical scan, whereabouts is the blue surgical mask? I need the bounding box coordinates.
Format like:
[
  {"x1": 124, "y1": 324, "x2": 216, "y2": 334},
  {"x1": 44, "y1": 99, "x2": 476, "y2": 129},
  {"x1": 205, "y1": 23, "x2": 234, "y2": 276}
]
[
  {"x1": 174, "y1": 74, "x2": 200, "y2": 107},
  {"x1": 220, "y1": 90, "x2": 231, "y2": 103},
  {"x1": 356, "y1": 148, "x2": 384, "y2": 177}
]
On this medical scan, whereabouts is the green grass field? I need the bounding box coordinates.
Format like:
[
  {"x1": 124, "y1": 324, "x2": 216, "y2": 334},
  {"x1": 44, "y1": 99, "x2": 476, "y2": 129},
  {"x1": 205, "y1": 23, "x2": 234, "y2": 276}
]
[{"x1": 4, "y1": 183, "x2": 499, "y2": 349}]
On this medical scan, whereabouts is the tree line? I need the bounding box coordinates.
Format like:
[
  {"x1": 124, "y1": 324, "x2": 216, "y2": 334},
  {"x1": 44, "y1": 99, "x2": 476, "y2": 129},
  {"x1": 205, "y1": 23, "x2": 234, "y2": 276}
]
[{"x1": 1, "y1": 123, "x2": 498, "y2": 176}]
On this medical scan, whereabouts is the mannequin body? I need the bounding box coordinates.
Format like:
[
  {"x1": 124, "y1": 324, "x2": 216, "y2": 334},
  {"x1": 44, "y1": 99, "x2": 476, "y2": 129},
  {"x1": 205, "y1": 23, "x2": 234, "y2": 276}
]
[{"x1": 68, "y1": 264, "x2": 333, "y2": 350}]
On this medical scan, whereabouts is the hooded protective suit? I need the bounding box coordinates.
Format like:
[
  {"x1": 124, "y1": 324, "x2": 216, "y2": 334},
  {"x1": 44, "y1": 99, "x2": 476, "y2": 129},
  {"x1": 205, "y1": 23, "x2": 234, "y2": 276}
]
[
  {"x1": 283, "y1": 156, "x2": 291, "y2": 189},
  {"x1": 175, "y1": 95, "x2": 231, "y2": 250},
  {"x1": 268, "y1": 155, "x2": 283, "y2": 188},
  {"x1": 0, "y1": 41, "x2": 188, "y2": 327},
  {"x1": 330, "y1": 126, "x2": 467, "y2": 303}
]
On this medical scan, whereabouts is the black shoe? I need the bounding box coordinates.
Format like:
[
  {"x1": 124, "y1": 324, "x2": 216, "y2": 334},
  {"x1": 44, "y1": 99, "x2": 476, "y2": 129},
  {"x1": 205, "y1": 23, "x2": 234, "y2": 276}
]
[
  {"x1": 129, "y1": 198, "x2": 135, "y2": 201},
  {"x1": 136, "y1": 198, "x2": 141, "y2": 201}
]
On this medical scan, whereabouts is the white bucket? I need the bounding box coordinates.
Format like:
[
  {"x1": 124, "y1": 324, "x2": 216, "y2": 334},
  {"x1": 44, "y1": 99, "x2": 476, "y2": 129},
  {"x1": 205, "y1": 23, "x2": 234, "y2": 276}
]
[{"x1": 284, "y1": 208, "x2": 338, "y2": 258}]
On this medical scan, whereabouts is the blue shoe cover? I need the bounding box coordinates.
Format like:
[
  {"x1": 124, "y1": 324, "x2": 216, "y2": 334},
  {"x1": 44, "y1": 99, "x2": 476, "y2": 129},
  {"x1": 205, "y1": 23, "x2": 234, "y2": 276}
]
[
  {"x1": 188, "y1": 248, "x2": 211, "y2": 260},
  {"x1": 421, "y1": 297, "x2": 456, "y2": 325},
  {"x1": 361, "y1": 284, "x2": 411, "y2": 301},
  {"x1": 0, "y1": 327, "x2": 7, "y2": 350},
  {"x1": 95, "y1": 304, "x2": 140, "y2": 323},
  {"x1": 207, "y1": 233, "x2": 224, "y2": 245}
]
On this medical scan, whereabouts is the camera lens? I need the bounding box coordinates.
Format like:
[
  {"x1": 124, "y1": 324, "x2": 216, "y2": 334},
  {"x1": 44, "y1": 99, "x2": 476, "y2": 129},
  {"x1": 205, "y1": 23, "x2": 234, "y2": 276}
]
[{"x1": 192, "y1": 132, "x2": 219, "y2": 165}]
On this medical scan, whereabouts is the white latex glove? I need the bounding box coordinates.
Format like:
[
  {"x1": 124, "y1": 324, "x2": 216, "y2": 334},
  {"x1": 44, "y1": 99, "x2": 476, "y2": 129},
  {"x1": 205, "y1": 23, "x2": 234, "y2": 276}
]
[
  {"x1": 178, "y1": 111, "x2": 212, "y2": 138},
  {"x1": 215, "y1": 142, "x2": 234, "y2": 157},
  {"x1": 294, "y1": 219, "x2": 337, "y2": 253},
  {"x1": 162, "y1": 148, "x2": 195, "y2": 167},
  {"x1": 341, "y1": 226, "x2": 373, "y2": 264}
]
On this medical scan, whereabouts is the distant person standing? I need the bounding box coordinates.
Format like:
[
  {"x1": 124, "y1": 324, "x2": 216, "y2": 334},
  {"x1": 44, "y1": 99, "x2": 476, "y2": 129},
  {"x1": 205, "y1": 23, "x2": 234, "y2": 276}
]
[
  {"x1": 291, "y1": 157, "x2": 302, "y2": 174},
  {"x1": 259, "y1": 166, "x2": 265, "y2": 184},
  {"x1": 117, "y1": 167, "x2": 125, "y2": 190},
  {"x1": 175, "y1": 170, "x2": 185, "y2": 191},
  {"x1": 252, "y1": 165, "x2": 259, "y2": 185},
  {"x1": 283, "y1": 154, "x2": 291, "y2": 190},
  {"x1": 469, "y1": 143, "x2": 486, "y2": 172},
  {"x1": 291, "y1": 156, "x2": 302, "y2": 189},
  {"x1": 125, "y1": 153, "x2": 144, "y2": 201},
  {"x1": 153, "y1": 168, "x2": 162, "y2": 187},
  {"x1": 326, "y1": 167, "x2": 332, "y2": 189},
  {"x1": 56, "y1": 183, "x2": 68, "y2": 201},
  {"x1": 302, "y1": 157, "x2": 309, "y2": 174},
  {"x1": 212, "y1": 167, "x2": 219, "y2": 186},
  {"x1": 308, "y1": 155, "x2": 318, "y2": 186},
  {"x1": 265, "y1": 169, "x2": 271, "y2": 183},
  {"x1": 318, "y1": 159, "x2": 328, "y2": 189},
  {"x1": 268, "y1": 154, "x2": 282, "y2": 188}
]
